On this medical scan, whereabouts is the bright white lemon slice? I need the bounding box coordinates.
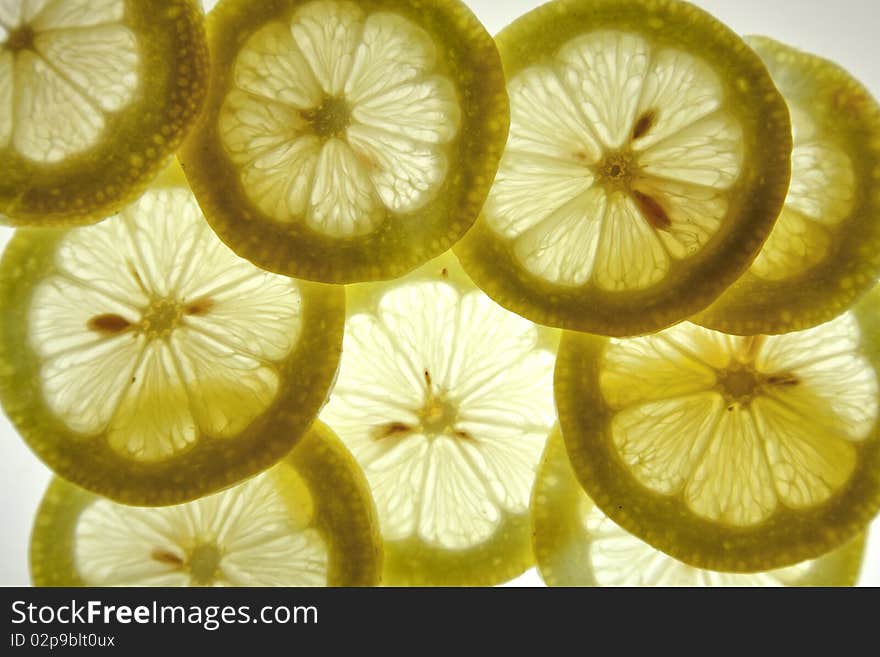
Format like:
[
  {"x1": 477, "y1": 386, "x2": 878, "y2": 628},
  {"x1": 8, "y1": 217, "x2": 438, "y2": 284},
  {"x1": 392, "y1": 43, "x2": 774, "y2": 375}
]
[
  {"x1": 0, "y1": 162, "x2": 344, "y2": 505},
  {"x1": 319, "y1": 253, "x2": 558, "y2": 585},
  {"x1": 31, "y1": 422, "x2": 382, "y2": 586},
  {"x1": 0, "y1": 0, "x2": 207, "y2": 226},
  {"x1": 179, "y1": 0, "x2": 508, "y2": 283},
  {"x1": 556, "y1": 283, "x2": 880, "y2": 572},
  {"x1": 697, "y1": 36, "x2": 880, "y2": 335},
  {"x1": 455, "y1": 0, "x2": 791, "y2": 337},
  {"x1": 532, "y1": 429, "x2": 867, "y2": 586}
]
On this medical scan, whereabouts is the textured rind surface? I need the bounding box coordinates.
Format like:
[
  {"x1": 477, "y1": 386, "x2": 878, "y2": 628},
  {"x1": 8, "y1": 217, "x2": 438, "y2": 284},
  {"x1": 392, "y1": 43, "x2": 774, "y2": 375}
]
[
  {"x1": 342, "y1": 252, "x2": 559, "y2": 586},
  {"x1": 531, "y1": 428, "x2": 867, "y2": 586},
  {"x1": 455, "y1": 0, "x2": 792, "y2": 337},
  {"x1": 30, "y1": 421, "x2": 384, "y2": 587},
  {"x1": 696, "y1": 36, "x2": 880, "y2": 336},
  {"x1": 179, "y1": 0, "x2": 509, "y2": 284},
  {"x1": 0, "y1": 166, "x2": 346, "y2": 506},
  {"x1": 0, "y1": 0, "x2": 209, "y2": 227},
  {"x1": 554, "y1": 283, "x2": 880, "y2": 573}
]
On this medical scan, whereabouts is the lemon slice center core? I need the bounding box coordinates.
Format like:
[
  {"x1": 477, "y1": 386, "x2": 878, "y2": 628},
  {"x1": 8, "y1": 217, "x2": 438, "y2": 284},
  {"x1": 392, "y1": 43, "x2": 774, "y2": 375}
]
[
  {"x1": 596, "y1": 149, "x2": 636, "y2": 191},
  {"x1": 418, "y1": 394, "x2": 458, "y2": 438},
  {"x1": 149, "y1": 541, "x2": 224, "y2": 585},
  {"x1": 372, "y1": 369, "x2": 469, "y2": 441},
  {"x1": 187, "y1": 542, "x2": 223, "y2": 585},
  {"x1": 4, "y1": 24, "x2": 35, "y2": 53},
  {"x1": 142, "y1": 298, "x2": 185, "y2": 337},
  {"x1": 717, "y1": 365, "x2": 760, "y2": 402},
  {"x1": 304, "y1": 95, "x2": 351, "y2": 140}
]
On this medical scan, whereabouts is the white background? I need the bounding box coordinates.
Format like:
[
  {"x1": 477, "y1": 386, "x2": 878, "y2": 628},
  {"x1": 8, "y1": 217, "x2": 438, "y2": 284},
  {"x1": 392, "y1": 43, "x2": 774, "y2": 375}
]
[{"x1": 1, "y1": 0, "x2": 878, "y2": 586}]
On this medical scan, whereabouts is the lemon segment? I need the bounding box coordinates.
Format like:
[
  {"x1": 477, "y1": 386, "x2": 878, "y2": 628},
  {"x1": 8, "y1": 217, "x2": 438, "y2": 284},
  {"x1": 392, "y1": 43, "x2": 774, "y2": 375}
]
[
  {"x1": 0, "y1": 163, "x2": 344, "y2": 505},
  {"x1": 320, "y1": 253, "x2": 558, "y2": 585},
  {"x1": 697, "y1": 36, "x2": 880, "y2": 335},
  {"x1": 0, "y1": 0, "x2": 208, "y2": 226},
  {"x1": 532, "y1": 429, "x2": 867, "y2": 586},
  {"x1": 455, "y1": 0, "x2": 791, "y2": 337},
  {"x1": 30, "y1": 422, "x2": 383, "y2": 587},
  {"x1": 180, "y1": 0, "x2": 508, "y2": 284},
  {"x1": 556, "y1": 283, "x2": 880, "y2": 571}
]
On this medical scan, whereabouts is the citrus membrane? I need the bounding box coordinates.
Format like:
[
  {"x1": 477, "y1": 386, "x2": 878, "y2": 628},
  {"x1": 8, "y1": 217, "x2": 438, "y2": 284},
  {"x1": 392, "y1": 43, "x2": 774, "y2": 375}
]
[
  {"x1": 0, "y1": 0, "x2": 207, "y2": 226},
  {"x1": 319, "y1": 252, "x2": 558, "y2": 585},
  {"x1": 30, "y1": 422, "x2": 382, "y2": 586},
  {"x1": 455, "y1": 0, "x2": 792, "y2": 337},
  {"x1": 697, "y1": 36, "x2": 880, "y2": 335},
  {"x1": 179, "y1": 0, "x2": 508, "y2": 284},
  {"x1": 532, "y1": 428, "x2": 867, "y2": 586},
  {"x1": 555, "y1": 282, "x2": 880, "y2": 572},
  {"x1": 0, "y1": 162, "x2": 344, "y2": 506}
]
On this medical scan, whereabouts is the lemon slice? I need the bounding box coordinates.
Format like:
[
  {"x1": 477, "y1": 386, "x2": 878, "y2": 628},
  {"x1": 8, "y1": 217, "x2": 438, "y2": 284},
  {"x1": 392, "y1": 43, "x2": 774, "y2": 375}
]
[
  {"x1": 454, "y1": 0, "x2": 791, "y2": 337},
  {"x1": 555, "y1": 283, "x2": 880, "y2": 572},
  {"x1": 696, "y1": 36, "x2": 880, "y2": 335},
  {"x1": 178, "y1": 0, "x2": 507, "y2": 284},
  {"x1": 0, "y1": 0, "x2": 207, "y2": 226},
  {"x1": 532, "y1": 428, "x2": 867, "y2": 586},
  {"x1": 31, "y1": 422, "x2": 382, "y2": 586},
  {"x1": 319, "y1": 253, "x2": 558, "y2": 585},
  {"x1": 0, "y1": 162, "x2": 344, "y2": 506}
]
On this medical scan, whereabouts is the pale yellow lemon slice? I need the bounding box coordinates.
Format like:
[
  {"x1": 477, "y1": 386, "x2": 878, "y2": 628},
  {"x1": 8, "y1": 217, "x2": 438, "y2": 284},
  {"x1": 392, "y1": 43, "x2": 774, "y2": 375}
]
[
  {"x1": 0, "y1": 163, "x2": 344, "y2": 505},
  {"x1": 320, "y1": 253, "x2": 559, "y2": 585},
  {"x1": 179, "y1": 0, "x2": 507, "y2": 283},
  {"x1": 455, "y1": 0, "x2": 791, "y2": 336},
  {"x1": 556, "y1": 283, "x2": 880, "y2": 571}
]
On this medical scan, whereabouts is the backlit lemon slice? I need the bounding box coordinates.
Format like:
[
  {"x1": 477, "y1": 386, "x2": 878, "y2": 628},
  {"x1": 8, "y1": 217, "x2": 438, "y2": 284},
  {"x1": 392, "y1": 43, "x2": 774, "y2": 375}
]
[
  {"x1": 0, "y1": 0, "x2": 207, "y2": 226},
  {"x1": 556, "y1": 283, "x2": 880, "y2": 572},
  {"x1": 532, "y1": 429, "x2": 867, "y2": 586},
  {"x1": 697, "y1": 36, "x2": 880, "y2": 335},
  {"x1": 455, "y1": 0, "x2": 791, "y2": 337},
  {"x1": 319, "y1": 253, "x2": 558, "y2": 585},
  {"x1": 31, "y1": 422, "x2": 382, "y2": 587},
  {"x1": 179, "y1": 0, "x2": 508, "y2": 283},
  {"x1": 0, "y1": 162, "x2": 344, "y2": 505}
]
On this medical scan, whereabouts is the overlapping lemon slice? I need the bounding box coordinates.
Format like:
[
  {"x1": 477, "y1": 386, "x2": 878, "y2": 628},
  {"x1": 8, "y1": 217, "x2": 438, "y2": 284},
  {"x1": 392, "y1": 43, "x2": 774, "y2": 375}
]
[
  {"x1": 532, "y1": 429, "x2": 867, "y2": 586},
  {"x1": 0, "y1": 162, "x2": 344, "y2": 505},
  {"x1": 697, "y1": 36, "x2": 880, "y2": 335},
  {"x1": 455, "y1": 0, "x2": 791, "y2": 337},
  {"x1": 179, "y1": 0, "x2": 507, "y2": 283},
  {"x1": 319, "y1": 253, "x2": 558, "y2": 585},
  {"x1": 555, "y1": 283, "x2": 880, "y2": 572},
  {"x1": 31, "y1": 422, "x2": 382, "y2": 586},
  {"x1": 0, "y1": 0, "x2": 207, "y2": 226}
]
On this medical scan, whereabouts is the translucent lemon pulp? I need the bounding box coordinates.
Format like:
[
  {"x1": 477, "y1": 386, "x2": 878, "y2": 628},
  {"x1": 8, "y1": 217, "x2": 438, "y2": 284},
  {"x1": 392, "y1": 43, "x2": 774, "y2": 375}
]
[
  {"x1": 320, "y1": 254, "x2": 559, "y2": 585},
  {"x1": 218, "y1": 4, "x2": 461, "y2": 238}
]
